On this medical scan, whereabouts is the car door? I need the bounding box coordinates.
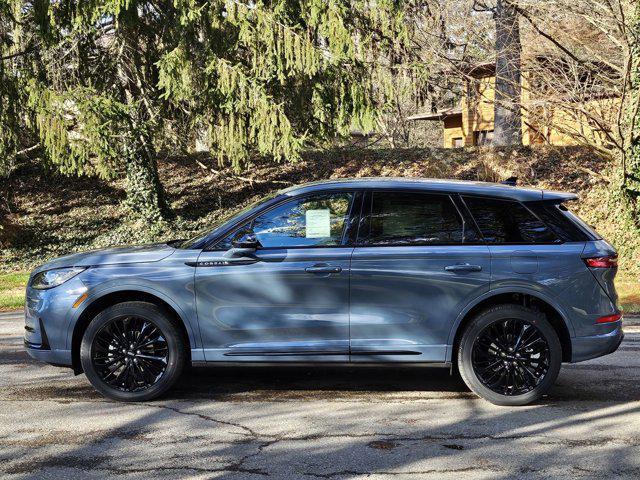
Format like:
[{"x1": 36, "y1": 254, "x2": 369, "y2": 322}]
[
  {"x1": 195, "y1": 190, "x2": 361, "y2": 362},
  {"x1": 349, "y1": 190, "x2": 491, "y2": 362}
]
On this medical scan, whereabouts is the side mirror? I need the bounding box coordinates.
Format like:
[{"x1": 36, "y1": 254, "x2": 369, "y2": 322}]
[
  {"x1": 222, "y1": 233, "x2": 260, "y2": 261},
  {"x1": 232, "y1": 233, "x2": 259, "y2": 250}
]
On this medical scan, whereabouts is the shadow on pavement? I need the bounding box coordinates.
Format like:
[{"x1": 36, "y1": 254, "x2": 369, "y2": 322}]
[{"x1": 171, "y1": 365, "x2": 471, "y2": 400}]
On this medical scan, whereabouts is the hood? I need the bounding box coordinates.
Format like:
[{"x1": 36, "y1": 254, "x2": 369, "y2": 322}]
[{"x1": 33, "y1": 243, "x2": 176, "y2": 274}]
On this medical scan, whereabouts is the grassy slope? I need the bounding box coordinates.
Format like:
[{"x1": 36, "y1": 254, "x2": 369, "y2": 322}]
[
  {"x1": 0, "y1": 272, "x2": 29, "y2": 311},
  {"x1": 1, "y1": 145, "x2": 638, "y2": 311}
]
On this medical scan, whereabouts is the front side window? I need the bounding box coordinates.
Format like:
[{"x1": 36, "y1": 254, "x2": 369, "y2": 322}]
[
  {"x1": 360, "y1": 192, "x2": 464, "y2": 246},
  {"x1": 463, "y1": 196, "x2": 559, "y2": 244},
  {"x1": 216, "y1": 192, "x2": 354, "y2": 249},
  {"x1": 178, "y1": 192, "x2": 280, "y2": 249}
]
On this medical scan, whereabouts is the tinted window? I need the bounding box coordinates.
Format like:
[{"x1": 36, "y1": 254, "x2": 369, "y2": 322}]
[
  {"x1": 463, "y1": 196, "x2": 559, "y2": 244},
  {"x1": 559, "y1": 204, "x2": 601, "y2": 240},
  {"x1": 216, "y1": 192, "x2": 353, "y2": 249},
  {"x1": 361, "y1": 192, "x2": 464, "y2": 246},
  {"x1": 526, "y1": 202, "x2": 593, "y2": 242}
]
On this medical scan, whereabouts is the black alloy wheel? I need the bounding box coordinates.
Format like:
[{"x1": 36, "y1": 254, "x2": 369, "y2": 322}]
[
  {"x1": 471, "y1": 318, "x2": 550, "y2": 396},
  {"x1": 81, "y1": 301, "x2": 186, "y2": 401},
  {"x1": 457, "y1": 304, "x2": 562, "y2": 406},
  {"x1": 91, "y1": 316, "x2": 169, "y2": 392}
]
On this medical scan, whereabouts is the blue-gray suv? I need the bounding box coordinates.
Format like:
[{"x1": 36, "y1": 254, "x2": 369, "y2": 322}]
[{"x1": 24, "y1": 178, "x2": 623, "y2": 405}]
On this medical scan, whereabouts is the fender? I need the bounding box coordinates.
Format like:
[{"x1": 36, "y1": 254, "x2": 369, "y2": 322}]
[
  {"x1": 445, "y1": 284, "x2": 575, "y2": 362},
  {"x1": 64, "y1": 281, "x2": 200, "y2": 351}
]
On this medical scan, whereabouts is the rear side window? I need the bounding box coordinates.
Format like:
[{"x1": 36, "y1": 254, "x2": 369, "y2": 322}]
[
  {"x1": 360, "y1": 192, "x2": 464, "y2": 246},
  {"x1": 525, "y1": 202, "x2": 595, "y2": 242},
  {"x1": 463, "y1": 196, "x2": 560, "y2": 244}
]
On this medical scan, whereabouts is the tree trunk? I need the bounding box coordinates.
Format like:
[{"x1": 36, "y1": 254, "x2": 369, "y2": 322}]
[
  {"x1": 493, "y1": 0, "x2": 522, "y2": 146},
  {"x1": 119, "y1": 120, "x2": 170, "y2": 224},
  {"x1": 625, "y1": 3, "x2": 640, "y2": 196},
  {"x1": 115, "y1": 18, "x2": 170, "y2": 223},
  {"x1": 123, "y1": 141, "x2": 170, "y2": 223}
]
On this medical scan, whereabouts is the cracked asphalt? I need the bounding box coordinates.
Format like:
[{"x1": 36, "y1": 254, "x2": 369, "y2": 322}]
[{"x1": 1, "y1": 311, "x2": 639, "y2": 479}]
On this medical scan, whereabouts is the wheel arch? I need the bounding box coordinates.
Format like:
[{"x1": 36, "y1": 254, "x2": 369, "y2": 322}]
[
  {"x1": 448, "y1": 289, "x2": 573, "y2": 365},
  {"x1": 70, "y1": 289, "x2": 194, "y2": 374}
]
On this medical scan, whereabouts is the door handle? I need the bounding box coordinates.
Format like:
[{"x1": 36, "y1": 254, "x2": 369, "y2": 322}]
[
  {"x1": 444, "y1": 263, "x2": 482, "y2": 272},
  {"x1": 305, "y1": 264, "x2": 343, "y2": 274}
]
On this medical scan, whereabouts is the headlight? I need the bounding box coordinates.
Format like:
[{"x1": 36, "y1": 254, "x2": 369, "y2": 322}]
[{"x1": 30, "y1": 267, "x2": 87, "y2": 290}]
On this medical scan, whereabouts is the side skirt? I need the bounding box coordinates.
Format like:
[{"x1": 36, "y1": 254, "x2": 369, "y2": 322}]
[{"x1": 190, "y1": 360, "x2": 452, "y2": 368}]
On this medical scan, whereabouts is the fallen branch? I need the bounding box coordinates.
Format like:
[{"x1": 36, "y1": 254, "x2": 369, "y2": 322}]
[
  {"x1": 195, "y1": 159, "x2": 291, "y2": 186},
  {"x1": 15, "y1": 144, "x2": 40, "y2": 157},
  {"x1": 576, "y1": 165, "x2": 611, "y2": 183}
]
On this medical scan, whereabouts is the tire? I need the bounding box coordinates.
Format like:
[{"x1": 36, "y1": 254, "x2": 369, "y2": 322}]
[
  {"x1": 80, "y1": 301, "x2": 186, "y2": 402},
  {"x1": 457, "y1": 304, "x2": 562, "y2": 406}
]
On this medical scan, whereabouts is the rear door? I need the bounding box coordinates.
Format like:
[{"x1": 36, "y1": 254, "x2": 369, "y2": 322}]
[{"x1": 349, "y1": 190, "x2": 491, "y2": 362}]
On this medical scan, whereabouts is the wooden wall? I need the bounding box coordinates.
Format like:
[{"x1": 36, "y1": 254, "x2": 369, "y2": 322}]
[{"x1": 440, "y1": 71, "x2": 618, "y2": 148}]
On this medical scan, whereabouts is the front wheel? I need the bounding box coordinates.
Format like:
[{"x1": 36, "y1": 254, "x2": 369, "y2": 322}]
[
  {"x1": 80, "y1": 301, "x2": 186, "y2": 401},
  {"x1": 457, "y1": 304, "x2": 562, "y2": 406}
]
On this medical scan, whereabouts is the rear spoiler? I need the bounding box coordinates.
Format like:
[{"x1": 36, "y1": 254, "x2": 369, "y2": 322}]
[
  {"x1": 541, "y1": 190, "x2": 578, "y2": 202},
  {"x1": 500, "y1": 177, "x2": 578, "y2": 202}
]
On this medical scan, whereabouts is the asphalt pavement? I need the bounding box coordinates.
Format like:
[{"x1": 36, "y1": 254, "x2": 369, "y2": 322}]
[{"x1": 1, "y1": 310, "x2": 639, "y2": 479}]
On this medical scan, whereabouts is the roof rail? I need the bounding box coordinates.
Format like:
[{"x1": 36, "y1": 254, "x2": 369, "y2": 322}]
[{"x1": 500, "y1": 176, "x2": 518, "y2": 187}]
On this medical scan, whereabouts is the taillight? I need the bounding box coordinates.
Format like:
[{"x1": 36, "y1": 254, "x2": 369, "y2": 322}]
[
  {"x1": 596, "y1": 313, "x2": 622, "y2": 324},
  {"x1": 584, "y1": 255, "x2": 618, "y2": 268}
]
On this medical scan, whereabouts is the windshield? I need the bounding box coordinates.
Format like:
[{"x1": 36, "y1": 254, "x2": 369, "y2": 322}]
[{"x1": 176, "y1": 192, "x2": 280, "y2": 249}]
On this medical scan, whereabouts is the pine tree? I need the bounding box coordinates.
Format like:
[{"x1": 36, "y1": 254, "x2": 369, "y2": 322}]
[
  {"x1": 157, "y1": 0, "x2": 416, "y2": 168},
  {"x1": 0, "y1": 0, "x2": 29, "y2": 177},
  {"x1": 1, "y1": 1, "x2": 418, "y2": 223}
]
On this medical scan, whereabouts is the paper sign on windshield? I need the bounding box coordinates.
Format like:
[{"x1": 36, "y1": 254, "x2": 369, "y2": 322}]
[{"x1": 305, "y1": 209, "x2": 331, "y2": 238}]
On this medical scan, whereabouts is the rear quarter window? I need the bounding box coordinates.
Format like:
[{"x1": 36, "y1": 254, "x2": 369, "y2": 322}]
[
  {"x1": 462, "y1": 196, "x2": 560, "y2": 244},
  {"x1": 526, "y1": 202, "x2": 598, "y2": 242}
]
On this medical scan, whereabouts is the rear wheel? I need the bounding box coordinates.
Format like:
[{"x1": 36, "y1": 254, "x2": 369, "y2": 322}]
[
  {"x1": 457, "y1": 304, "x2": 562, "y2": 406},
  {"x1": 80, "y1": 301, "x2": 186, "y2": 401}
]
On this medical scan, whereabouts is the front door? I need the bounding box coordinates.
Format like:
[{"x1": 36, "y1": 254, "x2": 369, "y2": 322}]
[
  {"x1": 195, "y1": 190, "x2": 359, "y2": 362},
  {"x1": 349, "y1": 191, "x2": 491, "y2": 362}
]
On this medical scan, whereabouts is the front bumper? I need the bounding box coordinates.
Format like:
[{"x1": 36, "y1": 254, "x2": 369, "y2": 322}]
[
  {"x1": 24, "y1": 275, "x2": 86, "y2": 368},
  {"x1": 24, "y1": 340, "x2": 72, "y2": 367},
  {"x1": 571, "y1": 325, "x2": 624, "y2": 363}
]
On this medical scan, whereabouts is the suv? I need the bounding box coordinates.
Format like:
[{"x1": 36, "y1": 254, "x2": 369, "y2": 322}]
[{"x1": 25, "y1": 178, "x2": 623, "y2": 405}]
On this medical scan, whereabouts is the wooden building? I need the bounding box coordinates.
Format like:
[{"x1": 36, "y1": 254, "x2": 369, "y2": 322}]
[{"x1": 410, "y1": 61, "x2": 618, "y2": 148}]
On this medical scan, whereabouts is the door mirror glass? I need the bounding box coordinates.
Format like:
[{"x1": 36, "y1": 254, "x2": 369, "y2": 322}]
[{"x1": 232, "y1": 233, "x2": 259, "y2": 250}]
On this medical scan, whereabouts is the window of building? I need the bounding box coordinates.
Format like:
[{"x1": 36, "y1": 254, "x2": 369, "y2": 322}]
[{"x1": 474, "y1": 130, "x2": 494, "y2": 146}]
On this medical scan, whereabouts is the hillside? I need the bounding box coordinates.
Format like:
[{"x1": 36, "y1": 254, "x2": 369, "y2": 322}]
[{"x1": 1, "y1": 145, "x2": 638, "y2": 279}]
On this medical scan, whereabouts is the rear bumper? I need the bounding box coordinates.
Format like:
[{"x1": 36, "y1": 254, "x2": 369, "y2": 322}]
[{"x1": 571, "y1": 325, "x2": 624, "y2": 363}]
